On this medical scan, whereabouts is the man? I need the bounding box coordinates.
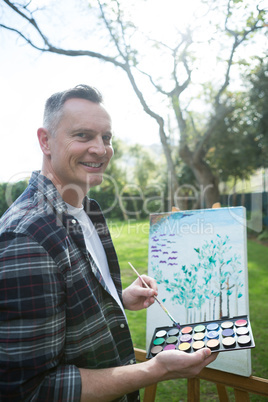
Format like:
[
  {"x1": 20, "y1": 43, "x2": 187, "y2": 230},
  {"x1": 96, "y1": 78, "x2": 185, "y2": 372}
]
[{"x1": 0, "y1": 85, "x2": 217, "y2": 401}]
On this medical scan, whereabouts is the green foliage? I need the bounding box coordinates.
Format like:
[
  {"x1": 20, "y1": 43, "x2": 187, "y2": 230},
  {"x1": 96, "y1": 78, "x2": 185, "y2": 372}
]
[
  {"x1": 257, "y1": 228, "x2": 268, "y2": 241},
  {"x1": 0, "y1": 180, "x2": 28, "y2": 217},
  {"x1": 207, "y1": 59, "x2": 268, "y2": 182},
  {"x1": 248, "y1": 60, "x2": 268, "y2": 167},
  {"x1": 89, "y1": 139, "x2": 167, "y2": 219}
]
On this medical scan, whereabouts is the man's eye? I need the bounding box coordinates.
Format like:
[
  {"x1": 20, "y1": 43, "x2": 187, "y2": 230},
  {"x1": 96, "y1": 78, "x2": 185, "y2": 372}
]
[
  {"x1": 103, "y1": 135, "x2": 112, "y2": 143},
  {"x1": 77, "y1": 133, "x2": 86, "y2": 138}
]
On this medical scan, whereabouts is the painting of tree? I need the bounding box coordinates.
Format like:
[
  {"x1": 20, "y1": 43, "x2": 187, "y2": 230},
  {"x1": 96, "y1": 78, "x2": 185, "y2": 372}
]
[{"x1": 146, "y1": 207, "x2": 251, "y2": 376}]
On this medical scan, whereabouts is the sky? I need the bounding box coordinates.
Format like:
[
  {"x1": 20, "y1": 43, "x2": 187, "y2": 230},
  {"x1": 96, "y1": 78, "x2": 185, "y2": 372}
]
[
  {"x1": 0, "y1": 0, "x2": 267, "y2": 184},
  {"x1": 0, "y1": 0, "x2": 219, "y2": 183},
  {"x1": 0, "y1": 0, "x2": 167, "y2": 183},
  {"x1": 0, "y1": 33, "x2": 159, "y2": 183}
]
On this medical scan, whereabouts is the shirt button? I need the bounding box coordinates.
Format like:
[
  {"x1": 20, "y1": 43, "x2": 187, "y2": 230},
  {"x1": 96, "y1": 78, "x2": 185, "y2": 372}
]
[
  {"x1": 130, "y1": 359, "x2": 135, "y2": 364},
  {"x1": 71, "y1": 219, "x2": 77, "y2": 224},
  {"x1": 57, "y1": 207, "x2": 63, "y2": 213},
  {"x1": 120, "y1": 323, "x2": 125, "y2": 329}
]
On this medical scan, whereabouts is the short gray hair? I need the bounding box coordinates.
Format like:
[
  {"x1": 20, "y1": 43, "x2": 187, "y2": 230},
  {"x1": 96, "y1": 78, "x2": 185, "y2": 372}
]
[{"x1": 43, "y1": 84, "x2": 103, "y2": 134}]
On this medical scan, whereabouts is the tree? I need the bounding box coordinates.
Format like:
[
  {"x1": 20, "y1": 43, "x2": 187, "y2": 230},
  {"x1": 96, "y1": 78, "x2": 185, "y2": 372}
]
[
  {"x1": 206, "y1": 58, "x2": 268, "y2": 184},
  {"x1": 88, "y1": 137, "x2": 125, "y2": 218},
  {"x1": 248, "y1": 60, "x2": 268, "y2": 168},
  {"x1": 1, "y1": 0, "x2": 267, "y2": 207},
  {"x1": 89, "y1": 139, "x2": 166, "y2": 219},
  {"x1": 0, "y1": 180, "x2": 28, "y2": 217}
]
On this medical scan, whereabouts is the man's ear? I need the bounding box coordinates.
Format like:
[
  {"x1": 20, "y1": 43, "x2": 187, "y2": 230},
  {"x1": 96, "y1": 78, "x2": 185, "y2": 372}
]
[{"x1": 37, "y1": 128, "x2": 51, "y2": 156}]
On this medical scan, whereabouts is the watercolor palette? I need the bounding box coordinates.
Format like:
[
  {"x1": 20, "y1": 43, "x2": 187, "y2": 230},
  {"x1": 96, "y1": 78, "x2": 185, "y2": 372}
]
[{"x1": 147, "y1": 315, "x2": 255, "y2": 358}]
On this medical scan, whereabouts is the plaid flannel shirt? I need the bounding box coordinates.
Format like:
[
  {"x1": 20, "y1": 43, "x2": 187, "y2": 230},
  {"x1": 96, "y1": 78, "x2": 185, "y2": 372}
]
[{"x1": 0, "y1": 171, "x2": 139, "y2": 402}]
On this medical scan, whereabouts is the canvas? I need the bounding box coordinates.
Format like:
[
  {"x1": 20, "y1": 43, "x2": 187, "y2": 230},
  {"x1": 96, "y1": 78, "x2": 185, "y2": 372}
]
[{"x1": 146, "y1": 206, "x2": 251, "y2": 376}]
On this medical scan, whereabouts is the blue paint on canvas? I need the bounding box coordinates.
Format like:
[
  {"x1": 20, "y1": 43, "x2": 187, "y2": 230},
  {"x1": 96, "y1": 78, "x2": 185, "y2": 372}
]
[
  {"x1": 148, "y1": 207, "x2": 248, "y2": 325},
  {"x1": 147, "y1": 207, "x2": 251, "y2": 376}
]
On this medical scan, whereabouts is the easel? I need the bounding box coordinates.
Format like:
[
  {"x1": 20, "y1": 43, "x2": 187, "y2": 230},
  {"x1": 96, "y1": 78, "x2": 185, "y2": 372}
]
[
  {"x1": 135, "y1": 203, "x2": 268, "y2": 401},
  {"x1": 134, "y1": 347, "x2": 268, "y2": 401}
]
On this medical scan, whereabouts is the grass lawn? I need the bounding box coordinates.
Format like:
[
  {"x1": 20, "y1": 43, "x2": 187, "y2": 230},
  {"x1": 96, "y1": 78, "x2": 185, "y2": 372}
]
[{"x1": 109, "y1": 219, "x2": 268, "y2": 401}]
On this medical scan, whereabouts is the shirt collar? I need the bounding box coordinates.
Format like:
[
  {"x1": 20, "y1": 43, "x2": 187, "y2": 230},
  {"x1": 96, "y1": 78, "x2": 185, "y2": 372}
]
[{"x1": 29, "y1": 170, "x2": 68, "y2": 215}]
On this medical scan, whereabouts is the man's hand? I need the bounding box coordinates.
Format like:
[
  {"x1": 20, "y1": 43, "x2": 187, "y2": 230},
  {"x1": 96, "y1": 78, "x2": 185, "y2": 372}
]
[
  {"x1": 80, "y1": 345, "x2": 218, "y2": 401},
  {"x1": 151, "y1": 347, "x2": 218, "y2": 381},
  {"x1": 122, "y1": 275, "x2": 158, "y2": 310}
]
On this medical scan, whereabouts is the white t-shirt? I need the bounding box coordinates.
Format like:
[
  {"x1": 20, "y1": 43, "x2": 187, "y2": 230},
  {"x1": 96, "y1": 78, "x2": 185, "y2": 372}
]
[{"x1": 66, "y1": 203, "x2": 125, "y2": 315}]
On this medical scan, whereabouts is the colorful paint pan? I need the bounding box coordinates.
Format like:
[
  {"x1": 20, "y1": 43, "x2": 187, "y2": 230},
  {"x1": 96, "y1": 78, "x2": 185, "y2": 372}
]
[
  {"x1": 207, "y1": 323, "x2": 219, "y2": 332},
  {"x1": 180, "y1": 334, "x2": 192, "y2": 343},
  {"x1": 222, "y1": 329, "x2": 234, "y2": 338},
  {"x1": 155, "y1": 330, "x2": 167, "y2": 338},
  {"x1": 179, "y1": 342, "x2": 191, "y2": 352},
  {"x1": 153, "y1": 337, "x2": 165, "y2": 346},
  {"x1": 207, "y1": 339, "x2": 220, "y2": 351},
  {"x1": 166, "y1": 336, "x2": 178, "y2": 344},
  {"x1": 193, "y1": 340, "x2": 205, "y2": 350},
  {"x1": 235, "y1": 319, "x2": 247, "y2": 328},
  {"x1": 164, "y1": 344, "x2": 176, "y2": 351},
  {"x1": 150, "y1": 345, "x2": 163, "y2": 355},
  {"x1": 194, "y1": 324, "x2": 206, "y2": 333},
  {"x1": 181, "y1": 326, "x2": 192, "y2": 335},
  {"x1": 222, "y1": 337, "x2": 236, "y2": 348},
  {"x1": 207, "y1": 331, "x2": 219, "y2": 340},
  {"x1": 168, "y1": 328, "x2": 180, "y2": 336},
  {"x1": 147, "y1": 315, "x2": 255, "y2": 358},
  {"x1": 221, "y1": 321, "x2": 233, "y2": 329},
  {"x1": 236, "y1": 327, "x2": 249, "y2": 336},
  {"x1": 237, "y1": 335, "x2": 251, "y2": 346},
  {"x1": 193, "y1": 332, "x2": 205, "y2": 341}
]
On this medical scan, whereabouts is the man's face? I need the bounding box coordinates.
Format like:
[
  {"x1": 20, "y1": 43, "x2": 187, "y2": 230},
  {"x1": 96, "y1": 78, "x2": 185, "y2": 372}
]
[{"x1": 46, "y1": 98, "x2": 113, "y2": 198}]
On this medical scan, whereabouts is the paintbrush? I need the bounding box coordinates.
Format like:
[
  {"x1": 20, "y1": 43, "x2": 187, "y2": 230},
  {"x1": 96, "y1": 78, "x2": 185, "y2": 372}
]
[{"x1": 128, "y1": 262, "x2": 180, "y2": 329}]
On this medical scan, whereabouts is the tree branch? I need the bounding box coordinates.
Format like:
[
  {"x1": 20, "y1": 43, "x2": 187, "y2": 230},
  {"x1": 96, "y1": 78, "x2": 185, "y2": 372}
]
[
  {"x1": 97, "y1": 0, "x2": 126, "y2": 61},
  {"x1": 0, "y1": 2, "x2": 126, "y2": 67},
  {"x1": 215, "y1": 1, "x2": 266, "y2": 106}
]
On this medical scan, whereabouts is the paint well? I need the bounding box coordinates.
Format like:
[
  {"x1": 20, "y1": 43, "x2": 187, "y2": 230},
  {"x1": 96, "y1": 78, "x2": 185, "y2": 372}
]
[
  {"x1": 236, "y1": 327, "x2": 249, "y2": 336},
  {"x1": 221, "y1": 321, "x2": 233, "y2": 329},
  {"x1": 192, "y1": 340, "x2": 205, "y2": 350},
  {"x1": 194, "y1": 324, "x2": 206, "y2": 333},
  {"x1": 153, "y1": 337, "x2": 165, "y2": 346},
  {"x1": 166, "y1": 336, "x2": 178, "y2": 344},
  {"x1": 180, "y1": 334, "x2": 192, "y2": 343},
  {"x1": 151, "y1": 345, "x2": 163, "y2": 355},
  {"x1": 222, "y1": 337, "x2": 236, "y2": 348},
  {"x1": 207, "y1": 323, "x2": 219, "y2": 332},
  {"x1": 237, "y1": 335, "x2": 251, "y2": 346},
  {"x1": 179, "y1": 342, "x2": 191, "y2": 352},
  {"x1": 207, "y1": 331, "x2": 219, "y2": 339},
  {"x1": 181, "y1": 326, "x2": 192, "y2": 334},
  {"x1": 207, "y1": 339, "x2": 220, "y2": 350},
  {"x1": 155, "y1": 330, "x2": 167, "y2": 338},
  {"x1": 222, "y1": 328, "x2": 234, "y2": 338},
  {"x1": 164, "y1": 344, "x2": 176, "y2": 351},
  {"x1": 168, "y1": 328, "x2": 179, "y2": 336},
  {"x1": 193, "y1": 332, "x2": 205, "y2": 341},
  {"x1": 235, "y1": 319, "x2": 248, "y2": 328}
]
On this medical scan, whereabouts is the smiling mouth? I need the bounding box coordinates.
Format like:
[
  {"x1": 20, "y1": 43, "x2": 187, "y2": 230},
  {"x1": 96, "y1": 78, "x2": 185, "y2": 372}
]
[{"x1": 80, "y1": 162, "x2": 103, "y2": 168}]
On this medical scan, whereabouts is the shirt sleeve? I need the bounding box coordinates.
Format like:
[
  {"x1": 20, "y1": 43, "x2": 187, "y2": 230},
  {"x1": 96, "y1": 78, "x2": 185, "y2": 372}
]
[{"x1": 0, "y1": 233, "x2": 82, "y2": 401}]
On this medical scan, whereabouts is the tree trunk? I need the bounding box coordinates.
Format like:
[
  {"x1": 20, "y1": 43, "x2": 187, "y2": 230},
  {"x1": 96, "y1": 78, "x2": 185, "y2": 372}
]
[
  {"x1": 179, "y1": 143, "x2": 220, "y2": 208},
  {"x1": 190, "y1": 159, "x2": 220, "y2": 208}
]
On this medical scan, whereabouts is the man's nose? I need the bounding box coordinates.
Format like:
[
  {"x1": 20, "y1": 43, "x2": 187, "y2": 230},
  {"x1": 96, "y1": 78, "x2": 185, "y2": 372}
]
[{"x1": 88, "y1": 136, "x2": 106, "y2": 156}]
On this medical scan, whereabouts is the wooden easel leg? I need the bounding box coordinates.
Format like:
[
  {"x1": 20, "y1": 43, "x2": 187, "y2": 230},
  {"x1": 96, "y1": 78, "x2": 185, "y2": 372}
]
[
  {"x1": 143, "y1": 384, "x2": 157, "y2": 402},
  {"x1": 234, "y1": 389, "x2": 250, "y2": 402},
  {"x1": 216, "y1": 384, "x2": 229, "y2": 401},
  {"x1": 187, "y1": 378, "x2": 200, "y2": 401}
]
